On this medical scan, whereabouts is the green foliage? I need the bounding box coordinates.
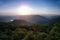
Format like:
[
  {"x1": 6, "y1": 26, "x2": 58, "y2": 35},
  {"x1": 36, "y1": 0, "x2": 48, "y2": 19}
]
[
  {"x1": 45, "y1": 23, "x2": 60, "y2": 40},
  {"x1": 0, "y1": 22, "x2": 60, "y2": 40}
]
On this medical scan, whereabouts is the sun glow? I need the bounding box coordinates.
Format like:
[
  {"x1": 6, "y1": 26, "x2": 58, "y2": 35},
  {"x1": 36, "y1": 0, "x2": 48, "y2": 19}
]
[{"x1": 17, "y1": 5, "x2": 33, "y2": 15}]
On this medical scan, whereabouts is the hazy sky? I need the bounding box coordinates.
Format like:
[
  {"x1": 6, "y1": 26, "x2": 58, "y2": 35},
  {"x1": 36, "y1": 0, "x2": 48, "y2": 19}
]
[{"x1": 0, "y1": 0, "x2": 60, "y2": 16}]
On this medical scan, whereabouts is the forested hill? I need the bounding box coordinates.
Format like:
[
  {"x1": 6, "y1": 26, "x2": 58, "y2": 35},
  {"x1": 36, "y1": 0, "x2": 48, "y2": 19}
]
[{"x1": 0, "y1": 16, "x2": 60, "y2": 40}]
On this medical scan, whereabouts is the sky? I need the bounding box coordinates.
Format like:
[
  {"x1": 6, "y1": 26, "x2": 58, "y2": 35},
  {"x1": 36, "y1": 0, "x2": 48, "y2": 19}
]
[{"x1": 0, "y1": 0, "x2": 60, "y2": 16}]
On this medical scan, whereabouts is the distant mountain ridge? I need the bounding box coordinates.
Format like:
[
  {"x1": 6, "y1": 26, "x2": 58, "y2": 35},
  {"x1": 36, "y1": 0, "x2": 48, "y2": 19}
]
[
  {"x1": 14, "y1": 15, "x2": 49, "y2": 24},
  {"x1": 0, "y1": 15, "x2": 60, "y2": 24},
  {"x1": 12, "y1": 19, "x2": 30, "y2": 24},
  {"x1": 0, "y1": 16, "x2": 14, "y2": 22}
]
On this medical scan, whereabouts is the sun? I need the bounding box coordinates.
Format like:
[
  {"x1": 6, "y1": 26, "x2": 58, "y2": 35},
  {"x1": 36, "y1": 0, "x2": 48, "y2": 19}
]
[{"x1": 17, "y1": 5, "x2": 33, "y2": 15}]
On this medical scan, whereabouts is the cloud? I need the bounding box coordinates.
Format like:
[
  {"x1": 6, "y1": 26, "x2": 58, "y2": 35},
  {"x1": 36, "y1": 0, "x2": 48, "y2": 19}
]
[
  {"x1": 32, "y1": 8, "x2": 60, "y2": 15},
  {"x1": 0, "y1": 7, "x2": 60, "y2": 16},
  {"x1": 0, "y1": 0, "x2": 60, "y2": 15}
]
